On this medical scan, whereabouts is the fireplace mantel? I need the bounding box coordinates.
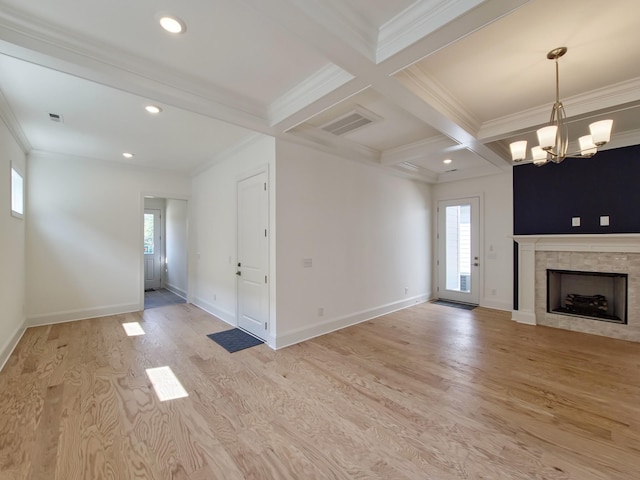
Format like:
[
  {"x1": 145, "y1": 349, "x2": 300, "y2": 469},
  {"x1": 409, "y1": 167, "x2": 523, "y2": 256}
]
[{"x1": 513, "y1": 234, "x2": 640, "y2": 327}]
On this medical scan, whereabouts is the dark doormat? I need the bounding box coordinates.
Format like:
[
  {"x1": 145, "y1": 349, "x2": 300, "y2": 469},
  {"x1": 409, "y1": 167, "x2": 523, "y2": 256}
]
[
  {"x1": 207, "y1": 328, "x2": 264, "y2": 353},
  {"x1": 431, "y1": 299, "x2": 477, "y2": 310}
]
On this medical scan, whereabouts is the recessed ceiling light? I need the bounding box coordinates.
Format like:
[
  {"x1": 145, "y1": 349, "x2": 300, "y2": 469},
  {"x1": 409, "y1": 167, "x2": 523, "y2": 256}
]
[
  {"x1": 123, "y1": 152, "x2": 134, "y2": 159},
  {"x1": 145, "y1": 105, "x2": 162, "y2": 114},
  {"x1": 443, "y1": 159, "x2": 453, "y2": 164},
  {"x1": 159, "y1": 15, "x2": 186, "y2": 34}
]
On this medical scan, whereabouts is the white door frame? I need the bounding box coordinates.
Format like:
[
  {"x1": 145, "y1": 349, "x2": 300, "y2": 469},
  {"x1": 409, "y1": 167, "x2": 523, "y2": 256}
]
[
  {"x1": 138, "y1": 193, "x2": 191, "y2": 311},
  {"x1": 435, "y1": 194, "x2": 483, "y2": 305}
]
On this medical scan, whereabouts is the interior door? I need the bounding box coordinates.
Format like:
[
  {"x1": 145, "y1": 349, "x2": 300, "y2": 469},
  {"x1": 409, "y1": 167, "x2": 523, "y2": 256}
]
[
  {"x1": 144, "y1": 208, "x2": 162, "y2": 290},
  {"x1": 237, "y1": 171, "x2": 269, "y2": 340},
  {"x1": 437, "y1": 197, "x2": 480, "y2": 305}
]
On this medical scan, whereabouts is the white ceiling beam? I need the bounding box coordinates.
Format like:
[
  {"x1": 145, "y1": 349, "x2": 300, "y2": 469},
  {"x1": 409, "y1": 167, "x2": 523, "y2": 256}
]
[{"x1": 248, "y1": 0, "x2": 529, "y2": 170}]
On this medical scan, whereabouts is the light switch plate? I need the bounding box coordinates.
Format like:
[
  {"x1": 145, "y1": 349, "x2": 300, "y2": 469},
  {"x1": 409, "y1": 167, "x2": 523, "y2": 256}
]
[
  {"x1": 600, "y1": 215, "x2": 610, "y2": 226},
  {"x1": 571, "y1": 217, "x2": 581, "y2": 227}
]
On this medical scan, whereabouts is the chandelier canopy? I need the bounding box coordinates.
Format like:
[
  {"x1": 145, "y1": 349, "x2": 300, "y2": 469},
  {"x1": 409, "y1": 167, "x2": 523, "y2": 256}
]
[{"x1": 510, "y1": 47, "x2": 613, "y2": 166}]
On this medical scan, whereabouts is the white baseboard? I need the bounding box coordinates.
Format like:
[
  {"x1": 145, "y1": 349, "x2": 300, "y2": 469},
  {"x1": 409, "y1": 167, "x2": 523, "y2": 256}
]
[
  {"x1": 192, "y1": 297, "x2": 236, "y2": 327},
  {"x1": 27, "y1": 303, "x2": 140, "y2": 327},
  {"x1": 274, "y1": 294, "x2": 428, "y2": 349},
  {"x1": 480, "y1": 298, "x2": 512, "y2": 311},
  {"x1": 512, "y1": 310, "x2": 537, "y2": 325},
  {"x1": 0, "y1": 322, "x2": 27, "y2": 372},
  {"x1": 165, "y1": 283, "x2": 187, "y2": 299}
]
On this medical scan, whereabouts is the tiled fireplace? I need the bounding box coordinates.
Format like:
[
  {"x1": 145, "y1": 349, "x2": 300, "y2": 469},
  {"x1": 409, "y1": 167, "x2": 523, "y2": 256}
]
[{"x1": 513, "y1": 235, "x2": 640, "y2": 342}]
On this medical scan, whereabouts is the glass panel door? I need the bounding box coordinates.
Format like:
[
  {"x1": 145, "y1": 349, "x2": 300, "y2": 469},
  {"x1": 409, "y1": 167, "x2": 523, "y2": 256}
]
[{"x1": 438, "y1": 197, "x2": 480, "y2": 304}]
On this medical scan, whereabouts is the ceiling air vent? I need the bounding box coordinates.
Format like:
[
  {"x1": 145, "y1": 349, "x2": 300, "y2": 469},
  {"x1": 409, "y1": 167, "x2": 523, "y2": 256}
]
[
  {"x1": 401, "y1": 162, "x2": 420, "y2": 171},
  {"x1": 321, "y1": 106, "x2": 380, "y2": 136},
  {"x1": 49, "y1": 113, "x2": 63, "y2": 123}
]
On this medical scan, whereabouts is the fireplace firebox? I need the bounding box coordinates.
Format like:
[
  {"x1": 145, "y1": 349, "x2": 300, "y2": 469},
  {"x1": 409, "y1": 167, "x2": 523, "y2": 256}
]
[{"x1": 547, "y1": 269, "x2": 628, "y2": 324}]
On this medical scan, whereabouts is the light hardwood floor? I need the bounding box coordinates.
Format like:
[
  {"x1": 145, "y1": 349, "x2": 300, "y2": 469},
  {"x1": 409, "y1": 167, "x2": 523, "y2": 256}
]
[{"x1": 1, "y1": 302, "x2": 639, "y2": 479}]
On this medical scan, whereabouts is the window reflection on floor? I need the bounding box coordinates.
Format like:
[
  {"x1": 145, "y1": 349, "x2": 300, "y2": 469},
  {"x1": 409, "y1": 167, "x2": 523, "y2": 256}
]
[
  {"x1": 122, "y1": 322, "x2": 146, "y2": 336},
  {"x1": 146, "y1": 366, "x2": 189, "y2": 401}
]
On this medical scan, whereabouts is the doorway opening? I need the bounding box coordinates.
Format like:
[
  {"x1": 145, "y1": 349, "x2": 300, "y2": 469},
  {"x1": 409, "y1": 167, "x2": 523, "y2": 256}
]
[{"x1": 142, "y1": 196, "x2": 189, "y2": 310}]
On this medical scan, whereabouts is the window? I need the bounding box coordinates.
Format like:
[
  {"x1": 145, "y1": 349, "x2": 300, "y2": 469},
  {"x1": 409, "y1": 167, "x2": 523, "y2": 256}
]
[
  {"x1": 10, "y1": 163, "x2": 24, "y2": 219},
  {"x1": 144, "y1": 213, "x2": 155, "y2": 254}
]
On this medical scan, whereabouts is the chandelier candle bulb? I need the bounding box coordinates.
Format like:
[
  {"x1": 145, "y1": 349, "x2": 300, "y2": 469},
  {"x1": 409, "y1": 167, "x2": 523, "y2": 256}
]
[
  {"x1": 537, "y1": 125, "x2": 558, "y2": 150},
  {"x1": 510, "y1": 141, "x2": 527, "y2": 161},
  {"x1": 579, "y1": 135, "x2": 597, "y2": 156},
  {"x1": 590, "y1": 119, "x2": 613, "y2": 146},
  {"x1": 531, "y1": 146, "x2": 547, "y2": 165}
]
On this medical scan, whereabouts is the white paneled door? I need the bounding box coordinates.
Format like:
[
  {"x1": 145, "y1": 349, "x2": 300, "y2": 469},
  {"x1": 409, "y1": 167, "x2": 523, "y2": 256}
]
[
  {"x1": 237, "y1": 171, "x2": 269, "y2": 340},
  {"x1": 437, "y1": 197, "x2": 480, "y2": 305},
  {"x1": 144, "y1": 208, "x2": 162, "y2": 290}
]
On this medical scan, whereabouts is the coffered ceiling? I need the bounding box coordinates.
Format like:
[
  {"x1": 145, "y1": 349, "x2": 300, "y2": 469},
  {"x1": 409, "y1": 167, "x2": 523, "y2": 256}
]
[{"x1": 0, "y1": 0, "x2": 639, "y2": 182}]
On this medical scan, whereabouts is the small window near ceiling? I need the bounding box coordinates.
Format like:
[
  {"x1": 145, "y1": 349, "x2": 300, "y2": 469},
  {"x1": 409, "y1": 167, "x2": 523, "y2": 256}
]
[{"x1": 10, "y1": 162, "x2": 24, "y2": 219}]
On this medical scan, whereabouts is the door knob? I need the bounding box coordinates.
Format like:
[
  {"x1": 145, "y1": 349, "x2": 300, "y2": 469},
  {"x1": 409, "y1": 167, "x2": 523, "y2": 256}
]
[
  {"x1": 473, "y1": 262, "x2": 479, "y2": 266},
  {"x1": 236, "y1": 271, "x2": 241, "y2": 276}
]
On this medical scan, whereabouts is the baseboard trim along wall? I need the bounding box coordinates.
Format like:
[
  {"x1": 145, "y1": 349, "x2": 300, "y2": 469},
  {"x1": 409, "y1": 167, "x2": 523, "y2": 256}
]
[
  {"x1": 0, "y1": 323, "x2": 27, "y2": 372},
  {"x1": 274, "y1": 294, "x2": 429, "y2": 350},
  {"x1": 481, "y1": 298, "x2": 512, "y2": 311},
  {"x1": 192, "y1": 297, "x2": 236, "y2": 327},
  {"x1": 165, "y1": 283, "x2": 187, "y2": 299},
  {"x1": 26, "y1": 303, "x2": 140, "y2": 327}
]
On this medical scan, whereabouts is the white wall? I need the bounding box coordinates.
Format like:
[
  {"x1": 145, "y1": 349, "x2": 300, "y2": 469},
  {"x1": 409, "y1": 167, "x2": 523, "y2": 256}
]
[
  {"x1": 165, "y1": 198, "x2": 188, "y2": 297},
  {"x1": 275, "y1": 140, "x2": 432, "y2": 348},
  {"x1": 433, "y1": 172, "x2": 513, "y2": 310},
  {"x1": 0, "y1": 118, "x2": 27, "y2": 369},
  {"x1": 190, "y1": 135, "x2": 276, "y2": 341},
  {"x1": 26, "y1": 152, "x2": 190, "y2": 324}
]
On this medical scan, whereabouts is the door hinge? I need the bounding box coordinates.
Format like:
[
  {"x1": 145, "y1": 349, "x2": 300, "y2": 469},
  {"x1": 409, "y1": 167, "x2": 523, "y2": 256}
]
[
  {"x1": 264, "y1": 182, "x2": 267, "y2": 191},
  {"x1": 264, "y1": 322, "x2": 267, "y2": 329},
  {"x1": 265, "y1": 275, "x2": 267, "y2": 284},
  {"x1": 265, "y1": 229, "x2": 267, "y2": 237}
]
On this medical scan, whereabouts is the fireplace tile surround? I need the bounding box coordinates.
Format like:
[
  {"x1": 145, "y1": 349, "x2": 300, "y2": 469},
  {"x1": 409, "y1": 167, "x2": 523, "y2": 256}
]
[{"x1": 513, "y1": 235, "x2": 640, "y2": 342}]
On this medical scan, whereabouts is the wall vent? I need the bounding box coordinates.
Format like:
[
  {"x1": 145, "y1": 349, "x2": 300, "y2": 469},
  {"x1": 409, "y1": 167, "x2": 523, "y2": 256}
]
[
  {"x1": 321, "y1": 106, "x2": 380, "y2": 136},
  {"x1": 49, "y1": 113, "x2": 63, "y2": 123}
]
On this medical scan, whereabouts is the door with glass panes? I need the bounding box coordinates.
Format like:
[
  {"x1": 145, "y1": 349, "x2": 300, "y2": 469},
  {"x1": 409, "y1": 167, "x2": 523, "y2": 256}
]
[
  {"x1": 144, "y1": 209, "x2": 162, "y2": 290},
  {"x1": 437, "y1": 197, "x2": 480, "y2": 305}
]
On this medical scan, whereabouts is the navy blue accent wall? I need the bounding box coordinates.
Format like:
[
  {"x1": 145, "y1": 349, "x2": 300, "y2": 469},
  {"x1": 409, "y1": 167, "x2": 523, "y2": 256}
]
[{"x1": 513, "y1": 144, "x2": 640, "y2": 235}]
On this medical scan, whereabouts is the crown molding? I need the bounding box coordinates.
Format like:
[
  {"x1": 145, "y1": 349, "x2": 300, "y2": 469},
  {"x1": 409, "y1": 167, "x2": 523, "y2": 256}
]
[
  {"x1": 390, "y1": 162, "x2": 439, "y2": 184},
  {"x1": 190, "y1": 133, "x2": 267, "y2": 177},
  {"x1": 396, "y1": 63, "x2": 481, "y2": 136},
  {"x1": 0, "y1": 87, "x2": 31, "y2": 153},
  {"x1": 268, "y1": 64, "x2": 354, "y2": 127},
  {"x1": 286, "y1": 125, "x2": 380, "y2": 164},
  {"x1": 380, "y1": 134, "x2": 456, "y2": 166},
  {"x1": 286, "y1": 0, "x2": 376, "y2": 62},
  {"x1": 377, "y1": 0, "x2": 484, "y2": 63},
  {"x1": 479, "y1": 77, "x2": 640, "y2": 142},
  {"x1": 0, "y1": 6, "x2": 269, "y2": 132},
  {"x1": 437, "y1": 164, "x2": 506, "y2": 184}
]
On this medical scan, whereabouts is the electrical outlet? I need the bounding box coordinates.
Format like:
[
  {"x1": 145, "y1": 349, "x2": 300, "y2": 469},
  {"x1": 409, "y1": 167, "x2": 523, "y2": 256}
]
[
  {"x1": 404, "y1": 287, "x2": 409, "y2": 295},
  {"x1": 213, "y1": 294, "x2": 216, "y2": 301},
  {"x1": 318, "y1": 307, "x2": 324, "y2": 317},
  {"x1": 491, "y1": 289, "x2": 497, "y2": 296}
]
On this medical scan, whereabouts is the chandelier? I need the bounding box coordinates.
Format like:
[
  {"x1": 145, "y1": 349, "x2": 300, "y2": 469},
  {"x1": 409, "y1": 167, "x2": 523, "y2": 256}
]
[{"x1": 509, "y1": 47, "x2": 613, "y2": 166}]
